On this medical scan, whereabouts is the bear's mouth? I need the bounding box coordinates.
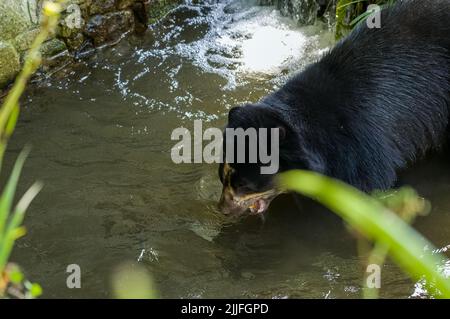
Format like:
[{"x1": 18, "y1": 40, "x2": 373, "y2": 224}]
[
  {"x1": 219, "y1": 190, "x2": 280, "y2": 217},
  {"x1": 237, "y1": 189, "x2": 280, "y2": 215},
  {"x1": 248, "y1": 198, "x2": 269, "y2": 215}
]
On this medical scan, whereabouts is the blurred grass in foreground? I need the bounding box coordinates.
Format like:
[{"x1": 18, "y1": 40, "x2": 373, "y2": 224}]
[
  {"x1": 279, "y1": 170, "x2": 450, "y2": 298},
  {"x1": 112, "y1": 262, "x2": 157, "y2": 299},
  {"x1": 0, "y1": 0, "x2": 65, "y2": 298}
]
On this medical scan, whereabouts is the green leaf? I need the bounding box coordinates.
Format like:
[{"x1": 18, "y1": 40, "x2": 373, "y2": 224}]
[
  {"x1": 9, "y1": 267, "x2": 24, "y2": 284},
  {"x1": 0, "y1": 182, "x2": 42, "y2": 271},
  {"x1": 6, "y1": 182, "x2": 43, "y2": 236},
  {"x1": 29, "y1": 283, "x2": 43, "y2": 298},
  {"x1": 336, "y1": 0, "x2": 366, "y2": 11}
]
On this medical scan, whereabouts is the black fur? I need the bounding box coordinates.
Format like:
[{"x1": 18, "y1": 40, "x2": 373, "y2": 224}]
[{"x1": 223, "y1": 0, "x2": 450, "y2": 193}]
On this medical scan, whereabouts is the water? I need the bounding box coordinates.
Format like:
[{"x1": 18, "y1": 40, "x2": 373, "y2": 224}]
[{"x1": 4, "y1": 0, "x2": 450, "y2": 298}]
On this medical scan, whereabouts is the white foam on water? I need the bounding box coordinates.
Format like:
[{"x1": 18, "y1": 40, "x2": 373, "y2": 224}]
[
  {"x1": 170, "y1": 1, "x2": 332, "y2": 89},
  {"x1": 216, "y1": 9, "x2": 309, "y2": 75},
  {"x1": 109, "y1": 0, "x2": 333, "y2": 119}
]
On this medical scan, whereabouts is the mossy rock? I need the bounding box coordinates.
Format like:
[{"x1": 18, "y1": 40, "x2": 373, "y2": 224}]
[
  {"x1": 58, "y1": 23, "x2": 83, "y2": 39},
  {"x1": 13, "y1": 28, "x2": 41, "y2": 52},
  {"x1": 0, "y1": 41, "x2": 21, "y2": 87},
  {"x1": 64, "y1": 33, "x2": 86, "y2": 51},
  {"x1": 89, "y1": 0, "x2": 116, "y2": 15},
  {"x1": 39, "y1": 39, "x2": 68, "y2": 57},
  {"x1": 0, "y1": 0, "x2": 40, "y2": 41},
  {"x1": 117, "y1": 0, "x2": 138, "y2": 10}
]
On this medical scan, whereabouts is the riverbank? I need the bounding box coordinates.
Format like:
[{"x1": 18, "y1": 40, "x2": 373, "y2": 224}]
[
  {"x1": 0, "y1": 0, "x2": 181, "y2": 90},
  {"x1": 0, "y1": 0, "x2": 396, "y2": 92}
]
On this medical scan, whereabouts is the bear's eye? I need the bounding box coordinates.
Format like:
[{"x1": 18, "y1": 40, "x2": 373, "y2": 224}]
[
  {"x1": 233, "y1": 180, "x2": 245, "y2": 188},
  {"x1": 231, "y1": 177, "x2": 246, "y2": 190}
]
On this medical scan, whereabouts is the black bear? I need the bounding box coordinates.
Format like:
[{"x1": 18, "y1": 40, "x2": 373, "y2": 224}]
[{"x1": 218, "y1": 0, "x2": 450, "y2": 216}]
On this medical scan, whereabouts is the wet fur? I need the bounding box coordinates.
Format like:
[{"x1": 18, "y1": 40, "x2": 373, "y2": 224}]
[{"x1": 222, "y1": 0, "x2": 450, "y2": 194}]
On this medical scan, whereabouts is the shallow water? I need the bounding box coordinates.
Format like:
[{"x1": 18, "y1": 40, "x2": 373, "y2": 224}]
[{"x1": 5, "y1": 0, "x2": 450, "y2": 298}]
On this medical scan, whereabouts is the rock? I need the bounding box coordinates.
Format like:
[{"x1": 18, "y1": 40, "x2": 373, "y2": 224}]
[
  {"x1": 58, "y1": 23, "x2": 80, "y2": 40},
  {"x1": 42, "y1": 50, "x2": 73, "y2": 72},
  {"x1": 0, "y1": 0, "x2": 39, "y2": 41},
  {"x1": 64, "y1": 33, "x2": 86, "y2": 51},
  {"x1": 66, "y1": 0, "x2": 93, "y2": 21},
  {"x1": 146, "y1": 0, "x2": 181, "y2": 24},
  {"x1": 58, "y1": 21, "x2": 85, "y2": 52},
  {"x1": 132, "y1": 2, "x2": 149, "y2": 34},
  {"x1": 117, "y1": 0, "x2": 137, "y2": 10},
  {"x1": 59, "y1": 2, "x2": 86, "y2": 37},
  {"x1": 280, "y1": 0, "x2": 320, "y2": 25},
  {"x1": 13, "y1": 28, "x2": 41, "y2": 52},
  {"x1": 0, "y1": 42, "x2": 21, "y2": 87},
  {"x1": 85, "y1": 11, "x2": 134, "y2": 46},
  {"x1": 262, "y1": 0, "x2": 321, "y2": 25},
  {"x1": 89, "y1": 0, "x2": 116, "y2": 15},
  {"x1": 39, "y1": 39, "x2": 68, "y2": 57}
]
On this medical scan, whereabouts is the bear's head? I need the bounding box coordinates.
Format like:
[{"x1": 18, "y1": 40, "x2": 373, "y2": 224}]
[{"x1": 218, "y1": 103, "x2": 325, "y2": 217}]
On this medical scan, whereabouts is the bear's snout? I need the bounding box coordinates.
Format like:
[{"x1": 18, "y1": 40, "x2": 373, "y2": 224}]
[{"x1": 218, "y1": 187, "x2": 247, "y2": 216}]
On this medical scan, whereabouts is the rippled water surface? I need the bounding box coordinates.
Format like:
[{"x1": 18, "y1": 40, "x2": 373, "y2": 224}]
[{"x1": 5, "y1": 0, "x2": 450, "y2": 298}]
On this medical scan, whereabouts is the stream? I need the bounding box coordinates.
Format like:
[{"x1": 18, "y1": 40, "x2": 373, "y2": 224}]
[{"x1": 5, "y1": 0, "x2": 450, "y2": 298}]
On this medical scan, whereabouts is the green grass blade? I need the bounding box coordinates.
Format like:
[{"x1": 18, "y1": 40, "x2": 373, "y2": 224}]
[
  {"x1": 5, "y1": 104, "x2": 20, "y2": 139},
  {"x1": 337, "y1": 0, "x2": 367, "y2": 11},
  {"x1": 0, "y1": 182, "x2": 43, "y2": 271},
  {"x1": 0, "y1": 148, "x2": 30, "y2": 237},
  {"x1": 279, "y1": 170, "x2": 450, "y2": 297},
  {"x1": 350, "y1": 11, "x2": 371, "y2": 26},
  {"x1": 5, "y1": 181, "x2": 43, "y2": 236}
]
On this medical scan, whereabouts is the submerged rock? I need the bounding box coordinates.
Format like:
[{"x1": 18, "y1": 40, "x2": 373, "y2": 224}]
[
  {"x1": 118, "y1": 0, "x2": 139, "y2": 10},
  {"x1": 40, "y1": 39, "x2": 68, "y2": 57},
  {"x1": 64, "y1": 33, "x2": 86, "y2": 51}
]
